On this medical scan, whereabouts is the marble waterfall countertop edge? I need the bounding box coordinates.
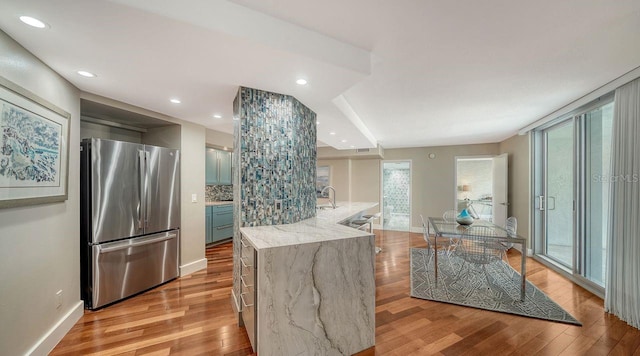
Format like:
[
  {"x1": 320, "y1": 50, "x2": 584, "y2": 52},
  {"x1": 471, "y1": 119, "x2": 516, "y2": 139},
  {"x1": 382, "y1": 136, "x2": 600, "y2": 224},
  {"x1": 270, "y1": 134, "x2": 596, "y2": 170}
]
[
  {"x1": 205, "y1": 201, "x2": 234, "y2": 206},
  {"x1": 240, "y1": 201, "x2": 378, "y2": 250}
]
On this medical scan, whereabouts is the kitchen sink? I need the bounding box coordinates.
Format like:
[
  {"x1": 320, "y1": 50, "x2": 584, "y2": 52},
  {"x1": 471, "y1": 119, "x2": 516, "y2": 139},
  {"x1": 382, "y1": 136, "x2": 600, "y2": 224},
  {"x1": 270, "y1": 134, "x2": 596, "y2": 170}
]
[{"x1": 317, "y1": 205, "x2": 338, "y2": 210}]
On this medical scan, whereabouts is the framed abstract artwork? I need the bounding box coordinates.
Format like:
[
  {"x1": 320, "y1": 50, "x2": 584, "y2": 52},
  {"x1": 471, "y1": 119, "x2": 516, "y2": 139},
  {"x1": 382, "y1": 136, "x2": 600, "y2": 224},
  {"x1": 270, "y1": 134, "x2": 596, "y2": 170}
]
[
  {"x1": 316, "y1": 165, "x2": 330, "y2": 198},
  {"x1": 0, "y1": 76, "x2": 70, "y2": 208}
]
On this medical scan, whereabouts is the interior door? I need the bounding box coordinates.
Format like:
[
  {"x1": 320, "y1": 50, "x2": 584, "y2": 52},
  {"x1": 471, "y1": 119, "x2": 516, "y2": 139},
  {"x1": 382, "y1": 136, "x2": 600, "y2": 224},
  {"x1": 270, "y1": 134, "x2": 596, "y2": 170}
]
[{"x1": 492, "y1": 153, "x2": 509, "y2": 225}]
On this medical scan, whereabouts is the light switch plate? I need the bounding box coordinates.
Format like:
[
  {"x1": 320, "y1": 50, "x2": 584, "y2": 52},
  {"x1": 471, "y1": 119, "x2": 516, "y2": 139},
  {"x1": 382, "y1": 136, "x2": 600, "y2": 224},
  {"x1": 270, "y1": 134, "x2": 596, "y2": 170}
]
[{"x1": 191, "y1": 194, "x2": 197, "y2": 203}]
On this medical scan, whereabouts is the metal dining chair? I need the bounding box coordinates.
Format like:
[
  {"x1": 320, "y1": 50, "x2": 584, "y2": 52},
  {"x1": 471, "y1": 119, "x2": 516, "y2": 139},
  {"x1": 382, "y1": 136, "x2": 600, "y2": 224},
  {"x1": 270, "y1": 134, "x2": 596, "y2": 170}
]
[
  {"x1": 419, "y1": 215, "x2": 456, "y2": 272},
  {"x1": 493, "y1": 216, "x2": 517, "y2": 261},
  {"x1": 441, "y1": 210, "x2": 461, "y2": 255},
  {"x1": 506, "y1": 216, "x2": 517, "y2": 237},
  {"x1": 442, "y1": 209, "x2": 458, "y2": 222},
  {"x1": 452, "y1": 226, "x2": 504, "y2": 291}
]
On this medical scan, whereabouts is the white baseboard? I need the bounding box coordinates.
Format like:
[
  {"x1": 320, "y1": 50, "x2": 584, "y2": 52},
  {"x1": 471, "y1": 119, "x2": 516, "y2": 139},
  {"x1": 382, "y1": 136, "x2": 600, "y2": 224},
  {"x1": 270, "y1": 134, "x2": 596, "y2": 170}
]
[
  {"x1": 372, "y1": 223, "x2": 382, "y2": 230},
  {"x1": 180, "y1": 258, "x2": 207, "y2": 277},
  {"x1": 410, "y1": 226, "x2": 422, "y2": 233},
  {"x1": 27, "y1": 300, "x2": 84, "y2": 356}
]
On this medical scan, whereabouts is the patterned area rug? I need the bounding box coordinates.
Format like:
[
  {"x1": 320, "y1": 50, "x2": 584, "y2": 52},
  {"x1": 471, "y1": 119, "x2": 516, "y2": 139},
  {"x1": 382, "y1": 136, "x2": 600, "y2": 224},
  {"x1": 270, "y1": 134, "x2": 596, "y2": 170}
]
[{"x1": 410, "y1": 247, "x2": 581, "y2": 326}]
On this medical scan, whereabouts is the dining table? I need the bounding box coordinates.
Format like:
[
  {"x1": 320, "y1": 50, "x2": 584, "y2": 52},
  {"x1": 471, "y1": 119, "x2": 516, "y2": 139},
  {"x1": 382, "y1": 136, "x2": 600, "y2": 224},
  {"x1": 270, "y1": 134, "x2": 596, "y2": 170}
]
[{"x1": 427, "y1": 217, "x2": 528, "y2": 301}]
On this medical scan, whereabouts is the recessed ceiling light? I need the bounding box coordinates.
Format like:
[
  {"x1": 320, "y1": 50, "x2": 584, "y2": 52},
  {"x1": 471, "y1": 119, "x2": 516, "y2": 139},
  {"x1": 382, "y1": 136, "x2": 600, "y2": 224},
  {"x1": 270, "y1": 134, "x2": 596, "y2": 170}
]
[
  {"x1": 316, "y1": 121, "x2": 320, "y2": 125},
  {"x1": 213, "y1": 114, "x2": 222, "y2": 119},
  {"x1": 170, "y1": 98, "x2": 181, "y2": 104},
  {"x1": 341, "y1": 139, "x2": 347, "y2": 143},
  {"x1": 296, "y1": 78, "x2": 308, "y2": 85},
  {"x1": 77, "y1": 70, "x2": 96, "y2": 78},
  {"x1": 19, "y1": 16, "x2": 47, "y2": 28},
  {"x1": 350, "y1": 145, "x2": 355, "y2": 148},
  {"x1": 329, "y1": 132, "x2": 336, "y2": 135}
]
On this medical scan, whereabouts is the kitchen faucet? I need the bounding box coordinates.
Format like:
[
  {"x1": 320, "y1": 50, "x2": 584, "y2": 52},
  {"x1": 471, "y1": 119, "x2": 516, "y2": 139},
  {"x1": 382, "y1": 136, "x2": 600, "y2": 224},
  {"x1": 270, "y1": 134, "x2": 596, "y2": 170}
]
[{"x1": 321, "y1": 186, "x2": 336, "y2": 209}]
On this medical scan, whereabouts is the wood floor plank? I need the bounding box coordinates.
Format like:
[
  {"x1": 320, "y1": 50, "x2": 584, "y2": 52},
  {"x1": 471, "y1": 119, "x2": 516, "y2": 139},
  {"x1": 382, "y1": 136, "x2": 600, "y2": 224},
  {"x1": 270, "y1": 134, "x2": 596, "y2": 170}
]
[{"x1": 50, "y1": 230, "x2": 639, "y2": 355}]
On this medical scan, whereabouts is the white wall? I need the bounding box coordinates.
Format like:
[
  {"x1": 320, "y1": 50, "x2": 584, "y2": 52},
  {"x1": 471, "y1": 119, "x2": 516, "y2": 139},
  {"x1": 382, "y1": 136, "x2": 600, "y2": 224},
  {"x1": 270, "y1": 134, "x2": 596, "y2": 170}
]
[
  {"x1": 178, "y1": 123, "x2": 207, "y2": 274},
  {"x1": 80, "y1": 121, "x2": 142, "y2": 142},
  {"x1": 384, "y1": 144, "x2": 500, "y2": 229},
  {"x1": 206, "y1": 128, "x2": 233, "y2": 149},
  {"x1": 143, "y1": 125, "x2": 181, "y2": 149},
  {"x1": 350, "y1": 159, "x2": 380, "y2": 216},
  {"x1": 316, "y1": 159, "x2": 351, "y2": 202},
  {"x1": 0, "y1": 30, "x2": 83, "y2": 355},
  {"x1": 499, "y1": 133, "x2": 531, "y2": 249},
  {"x1": 319, "y1": 144, "x2": 502, "y2": 231}
]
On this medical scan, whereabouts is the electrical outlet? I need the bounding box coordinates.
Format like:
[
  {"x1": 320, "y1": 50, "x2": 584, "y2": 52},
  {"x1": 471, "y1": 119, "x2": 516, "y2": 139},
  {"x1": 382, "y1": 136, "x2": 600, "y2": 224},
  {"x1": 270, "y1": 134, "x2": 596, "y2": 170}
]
[
  {"x1": 56, "y1": 290, "x2": 63, "y2": 309},
  {"x1": 191, "y1": 193, "x2": 197, "y2": 203},
  {"x1": 275, "y1": 199, "x2": 282, "y2": 211}
]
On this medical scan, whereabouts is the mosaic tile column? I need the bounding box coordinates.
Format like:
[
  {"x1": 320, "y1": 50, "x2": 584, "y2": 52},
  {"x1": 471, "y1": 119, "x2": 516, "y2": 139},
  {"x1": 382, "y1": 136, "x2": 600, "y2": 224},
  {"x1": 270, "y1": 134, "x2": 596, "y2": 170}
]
[{"x1": 231, "y1": 87, "x2": 317, "y2": 315}]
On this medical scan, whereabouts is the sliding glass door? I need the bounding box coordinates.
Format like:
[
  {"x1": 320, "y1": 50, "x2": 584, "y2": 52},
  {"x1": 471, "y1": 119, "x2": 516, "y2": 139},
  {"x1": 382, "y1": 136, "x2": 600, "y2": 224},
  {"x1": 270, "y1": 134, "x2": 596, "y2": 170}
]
[
  {"x1": 543, "y1": 121, "x2": 575, "y2": 268},
  {"x1": 583, "y1": 102, "x2": 614, "y2": 286},
  {"x1": 534, "y1": 97, "x2": 614, "y2": 292}
]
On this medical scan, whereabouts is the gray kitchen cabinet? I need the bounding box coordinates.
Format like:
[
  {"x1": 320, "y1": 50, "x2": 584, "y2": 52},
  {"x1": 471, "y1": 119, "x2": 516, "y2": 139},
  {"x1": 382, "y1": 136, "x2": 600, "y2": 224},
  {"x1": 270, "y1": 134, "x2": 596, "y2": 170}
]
[{"x1": 205, "y1": 148, "x2": 232, "y2": 185}]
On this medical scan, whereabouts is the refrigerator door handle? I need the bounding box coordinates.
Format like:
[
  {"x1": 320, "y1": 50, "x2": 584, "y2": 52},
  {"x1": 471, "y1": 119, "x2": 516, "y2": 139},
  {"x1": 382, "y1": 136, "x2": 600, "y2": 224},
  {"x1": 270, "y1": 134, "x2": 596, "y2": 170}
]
[
  {"x1": 145, "y1": 150, "x2": 151, "y2": 229},
  {"x1": 138, "y1": 150, "x2": 146, "y2": 230},
  {"x1": 99, "y1": 233, "x2": 177, "y2": 253}
]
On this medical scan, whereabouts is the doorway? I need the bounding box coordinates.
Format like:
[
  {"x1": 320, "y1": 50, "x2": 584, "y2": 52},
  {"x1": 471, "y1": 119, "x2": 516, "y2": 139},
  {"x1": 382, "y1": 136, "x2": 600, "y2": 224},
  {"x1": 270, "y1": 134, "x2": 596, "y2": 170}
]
[
  {"x1": 533, "y1": 98, "x2": 614, "y2": 292},
  {"x1": 382, "y1": 161, "x2": 411, "y2": 231},
  {"x1": 542, "y1": 120, "x2": 575, "y2": 268},
  {"x1": 454, "y1": 154, "x2": 508, "y2": 224}
]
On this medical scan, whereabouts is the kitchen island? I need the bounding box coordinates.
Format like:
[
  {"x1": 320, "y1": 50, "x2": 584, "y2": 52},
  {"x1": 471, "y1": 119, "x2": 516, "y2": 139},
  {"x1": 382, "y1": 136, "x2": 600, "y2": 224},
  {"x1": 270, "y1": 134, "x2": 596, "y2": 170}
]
[{"x1": 239, "y1": 202, "x2": 377, "y2": 355}]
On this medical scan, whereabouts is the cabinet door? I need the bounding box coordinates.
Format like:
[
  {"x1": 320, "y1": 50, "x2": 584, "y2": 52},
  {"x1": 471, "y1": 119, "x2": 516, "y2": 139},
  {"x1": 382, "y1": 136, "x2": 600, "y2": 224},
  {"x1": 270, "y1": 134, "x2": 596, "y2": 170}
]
[
  {"x1": 212, "y1": 204, "x2": 233, "y2": 241},
  {"x1": 218, "y1": 150, "x2": 232, "y2": 184},
  {"x1": 205, "y1": 148, "x2": 219, "y2": 184},
  {"x1": 205, "y1": 206, "x2": 213, "y2": 244}
]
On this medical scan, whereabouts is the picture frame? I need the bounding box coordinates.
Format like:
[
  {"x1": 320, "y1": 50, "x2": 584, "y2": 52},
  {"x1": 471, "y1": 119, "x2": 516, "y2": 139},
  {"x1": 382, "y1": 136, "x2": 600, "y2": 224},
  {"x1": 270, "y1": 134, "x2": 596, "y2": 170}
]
[
  {"x1": 316, "y1": 165, "x2": 330, "y2": 198},
  {"x1": 0, "y1": 76, "x2": 70, "y2": 208}
]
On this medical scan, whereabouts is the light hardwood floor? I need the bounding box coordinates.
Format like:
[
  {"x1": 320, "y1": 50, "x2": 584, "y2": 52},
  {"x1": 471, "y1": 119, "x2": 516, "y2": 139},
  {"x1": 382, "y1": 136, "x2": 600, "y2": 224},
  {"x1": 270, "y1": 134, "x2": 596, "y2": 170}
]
[{"x1": 52, "y1": 230, "x2": 640, "y2": 355}]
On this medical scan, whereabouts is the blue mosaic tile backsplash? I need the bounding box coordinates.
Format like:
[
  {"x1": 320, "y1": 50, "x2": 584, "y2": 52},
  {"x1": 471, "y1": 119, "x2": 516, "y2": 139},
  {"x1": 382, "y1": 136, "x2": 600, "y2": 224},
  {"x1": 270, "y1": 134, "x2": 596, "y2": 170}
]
[
  {"x1": 231, "y1": 87, "x2": 317, "y2": 306},
  {"x1": 233, "y1": 87, "x2": 317, "y2": 227}
]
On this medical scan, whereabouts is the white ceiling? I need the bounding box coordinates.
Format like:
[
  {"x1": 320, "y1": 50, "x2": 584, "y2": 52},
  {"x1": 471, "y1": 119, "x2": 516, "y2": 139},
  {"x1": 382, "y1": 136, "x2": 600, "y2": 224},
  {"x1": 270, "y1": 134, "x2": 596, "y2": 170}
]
[{"x1": 1, "y1": 0, "x2": 639, "y2": 149}]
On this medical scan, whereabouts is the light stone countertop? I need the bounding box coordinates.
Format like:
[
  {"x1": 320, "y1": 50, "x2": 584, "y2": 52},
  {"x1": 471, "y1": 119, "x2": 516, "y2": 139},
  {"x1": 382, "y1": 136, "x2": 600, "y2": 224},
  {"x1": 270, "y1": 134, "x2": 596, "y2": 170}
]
[
  {"x1": 240, "y1": 201, "x2": 378, "y2": 250},
  {"x1": 205, "y1": 201, "x2": 233, "y2": 206}
]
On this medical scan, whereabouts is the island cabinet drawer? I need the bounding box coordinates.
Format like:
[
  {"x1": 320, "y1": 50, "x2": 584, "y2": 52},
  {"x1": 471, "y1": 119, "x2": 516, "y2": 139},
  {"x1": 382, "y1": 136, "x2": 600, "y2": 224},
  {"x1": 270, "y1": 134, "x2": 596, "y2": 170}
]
[{"x1": 240, "y1": 233, "x2": 257, "y2": 352}]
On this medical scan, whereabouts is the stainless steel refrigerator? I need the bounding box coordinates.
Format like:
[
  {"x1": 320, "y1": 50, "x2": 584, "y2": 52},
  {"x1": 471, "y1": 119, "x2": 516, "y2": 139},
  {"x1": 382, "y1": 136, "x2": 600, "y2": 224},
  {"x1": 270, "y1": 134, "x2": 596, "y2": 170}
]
[{"x1": 80, "y1": 138, "x2": 180, "y2": 309}]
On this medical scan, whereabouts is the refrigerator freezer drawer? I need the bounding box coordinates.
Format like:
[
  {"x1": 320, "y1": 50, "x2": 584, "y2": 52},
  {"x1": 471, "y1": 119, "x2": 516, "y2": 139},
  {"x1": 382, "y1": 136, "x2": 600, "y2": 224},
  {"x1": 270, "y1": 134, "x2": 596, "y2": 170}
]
[{"x1": 89, "y1": 230, "x2": 179, "y2": 309}]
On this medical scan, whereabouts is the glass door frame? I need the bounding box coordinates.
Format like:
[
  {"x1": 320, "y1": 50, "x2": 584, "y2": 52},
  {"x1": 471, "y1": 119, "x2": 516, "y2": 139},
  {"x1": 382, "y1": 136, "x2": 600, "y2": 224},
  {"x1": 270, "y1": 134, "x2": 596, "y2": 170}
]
[
  {"x1": 541, "y1": 118, "x2": 577, "y2": 270},
  {"x1": 380, "y1": 160, "x2": 413, "y2": 232},
  {"x1": 531, "y1": 94, "x2": 613, "y2": 298}
]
